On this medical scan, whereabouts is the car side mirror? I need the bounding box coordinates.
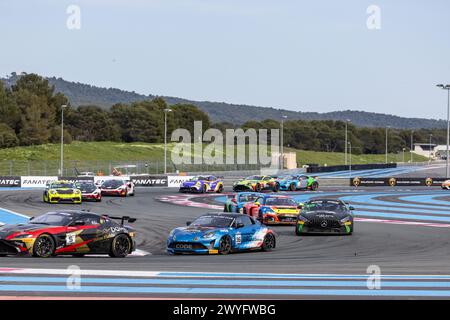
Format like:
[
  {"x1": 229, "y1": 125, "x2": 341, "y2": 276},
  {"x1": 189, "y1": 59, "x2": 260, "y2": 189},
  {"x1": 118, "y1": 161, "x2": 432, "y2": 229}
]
[
  {"x1": 72, "y1": 220, "x2": 85, "y2": 226},
  {"x1": 29, "y1": 217, "x2": 34, "y2": 221},
  {"x1": 254, "y1": 202, "x2": 260, "y2": 206},
  {"x1": 236, "y1": 223, "x2": 245, "y2": 229},
  {"x1": 186, "y1": 221, "x2": 191, "y2": 226},
  {"x1": 349, "y1": 206, "x2": 355, "y2": 211}
]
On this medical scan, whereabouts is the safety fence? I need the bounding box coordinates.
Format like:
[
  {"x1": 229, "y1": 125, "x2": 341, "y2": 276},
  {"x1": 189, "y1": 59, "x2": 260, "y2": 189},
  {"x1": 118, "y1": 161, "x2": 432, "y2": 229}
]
[{"x1": 0, "y1": 160, "x2": 263, "y2": 176}]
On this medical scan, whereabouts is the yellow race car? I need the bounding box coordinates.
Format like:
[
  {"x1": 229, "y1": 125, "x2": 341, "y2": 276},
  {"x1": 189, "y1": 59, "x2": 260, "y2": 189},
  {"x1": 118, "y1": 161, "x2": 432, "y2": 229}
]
[{"x1": 43, "y1": 180, "x2": 82, "y2": 204}]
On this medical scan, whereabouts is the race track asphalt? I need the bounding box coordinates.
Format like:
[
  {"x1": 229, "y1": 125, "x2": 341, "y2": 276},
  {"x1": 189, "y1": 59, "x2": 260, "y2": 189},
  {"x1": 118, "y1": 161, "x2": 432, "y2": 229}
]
[
  {"x1": 0, "y1": 187, "x2": 450, "y2": 298},
  {"x1": 1, "y1": 186, "x2": 450, "y2": 277}
]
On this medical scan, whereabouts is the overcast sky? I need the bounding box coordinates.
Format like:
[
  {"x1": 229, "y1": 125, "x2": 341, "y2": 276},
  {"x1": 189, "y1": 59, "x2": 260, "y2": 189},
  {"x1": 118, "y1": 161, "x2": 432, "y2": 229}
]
[{"x1": 1, "y1": 0, "x2": 449, "y2": 119}]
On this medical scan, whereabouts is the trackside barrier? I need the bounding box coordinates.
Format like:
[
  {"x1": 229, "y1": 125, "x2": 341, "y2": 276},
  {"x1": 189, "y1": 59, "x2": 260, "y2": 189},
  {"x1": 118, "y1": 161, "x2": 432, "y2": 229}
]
[
  {"x1": 308, "y1": 163, "x2": 397, "y2": 173},
  {"x1": 0, "y1": 175, "x2": 171, "y2": 188},
  {"x1": 0, "y1": 175, "x2": 446, "y2": 188},
  {"x1": 350, "y1": 177, "x2": 447, "y2": 187}
]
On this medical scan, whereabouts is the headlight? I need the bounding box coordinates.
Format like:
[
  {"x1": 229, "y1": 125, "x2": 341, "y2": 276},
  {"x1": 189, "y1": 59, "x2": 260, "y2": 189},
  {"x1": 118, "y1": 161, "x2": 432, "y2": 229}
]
[
  {"x1": 340, "y1": 216, "x2": 351, "y2": 223},
  {"x1": 75, "y1": 190, "x2": 81, "y2": 194},
  {"x1": 14, "y1": 233, "x2": 33, "y2": 239},
  {"x1": 49, "y1": 190, "x2": 57, "y2": 195},
  {"x1": 203, "y1": 232, "x2": 216, "y2": 239}
]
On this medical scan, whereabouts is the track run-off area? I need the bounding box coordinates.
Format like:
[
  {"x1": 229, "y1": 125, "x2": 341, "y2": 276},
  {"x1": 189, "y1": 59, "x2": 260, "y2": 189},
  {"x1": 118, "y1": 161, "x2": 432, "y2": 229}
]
[{"x1": 2, "y1": 183, "x2": 450, "y2": 298}]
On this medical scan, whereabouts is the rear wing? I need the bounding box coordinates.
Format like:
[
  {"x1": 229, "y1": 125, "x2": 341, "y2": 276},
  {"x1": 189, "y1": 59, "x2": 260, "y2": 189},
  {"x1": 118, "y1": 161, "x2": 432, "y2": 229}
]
[{"x1": 104, "y1": 215, "x2": 137, "y2": 225}]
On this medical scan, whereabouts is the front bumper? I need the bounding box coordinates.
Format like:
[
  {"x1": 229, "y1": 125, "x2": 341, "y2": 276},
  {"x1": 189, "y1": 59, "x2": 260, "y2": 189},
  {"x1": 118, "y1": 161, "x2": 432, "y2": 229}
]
[
  {"x1": 166, "y1": 239, "x2": 219, "y2": 255},
  {"x1": 262, "y1": 214, "x2": 298, "y2": 225},
  {"x1": 296, "y1": 221, "x2": 352, "y2": 234},
  {"x1": 101, "y1": 189, "x2": 127, "y2": 196},
  {"x1": 0, "y1": 239, "x2": 31, "y2": 256},
  {"x1": 48, "y1": 194, "x2": 82, "y2": 203},
  {"x1": 82, "y1": 193, "x2": 101, "y2": 201},
  {"x1": 179, "y1": 186, "x2": 201, "y2": 193},
  {"x1": 233, "y1": 184, "x2": 254, "y2": 192}
]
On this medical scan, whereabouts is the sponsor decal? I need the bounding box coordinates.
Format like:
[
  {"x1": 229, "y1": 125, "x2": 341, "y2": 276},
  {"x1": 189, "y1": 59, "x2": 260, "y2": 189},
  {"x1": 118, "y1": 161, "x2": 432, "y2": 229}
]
[
  {"x1": 0, "y1": 176, "x2": 21, "y2": 187},
  {"x1": 94, "y1": 176, "x2": 130, "y2": 186},
  {"x1": 388, "y1": 177, "x2": 397, "y2": 187},
  {"x1": 131, "y1": 175, "x2": 168, "y2": 187},
  {"x1": 350, "y1": 177, "x2": 448, "y2": 187},
  {"x1": 168, "y1": 176, "x2": 195, "y2": 188},
  {"x1": 58, "y1": 176, "x2": 94, "y2": 183},
  {"x1": 21, "y1": 176, "x2": 58, "y2": 188}
]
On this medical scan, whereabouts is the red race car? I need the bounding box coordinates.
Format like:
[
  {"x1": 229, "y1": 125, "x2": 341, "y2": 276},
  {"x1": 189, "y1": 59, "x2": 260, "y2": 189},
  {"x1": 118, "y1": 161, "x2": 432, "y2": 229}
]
[
  {"x1": 0, "y1": 210, "x2": 137, "y2": 258},
  {"x1": 242, "y1": 194, "x2": 302, "y2": 225},
  {"x1": 77, "y1": 181, "x2": 102, "y2": 202}
]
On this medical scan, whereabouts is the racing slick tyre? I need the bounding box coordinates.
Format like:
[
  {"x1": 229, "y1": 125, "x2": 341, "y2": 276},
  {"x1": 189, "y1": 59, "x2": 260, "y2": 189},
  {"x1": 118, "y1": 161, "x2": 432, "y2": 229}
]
[
  {"x1": 121, "y1": 190, "x2": 128, "y2": 197},
  {"x1": 109, "y1": 234, "x2": 131, "y2": 258},
  {"x1": 216, "y1": 184, "x2": 224, "y2": 193},
  {"x1": 261, "y1": 233, "x2": 276, "y2": 251},
  {"x1": 310, "y1": 182, "x2": 319, "y2": 191},
  {"x1": 255, "y1": 183, "x2": 262, "y2": 192},
  {"x1": 201, "y1": 184, "x2": 207, "y2": 193},
  {"x1": 0, "y1": 254, "x2": 6, "y2": 257},
  {"x1": 33, "y1": 234, "x2": 56, "y2": 258},
  {"x1": 289, "y1": 183, "x2": 296, "y2": 191},
  {"x1": 218, "y1": 236, "x2": 232, "y2": 255}
]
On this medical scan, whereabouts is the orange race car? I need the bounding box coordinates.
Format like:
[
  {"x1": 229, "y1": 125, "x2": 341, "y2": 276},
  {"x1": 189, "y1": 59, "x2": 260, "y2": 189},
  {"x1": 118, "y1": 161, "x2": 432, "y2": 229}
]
[{"x1": 242, "y1": 194, "x2": 302, "y2": 225}]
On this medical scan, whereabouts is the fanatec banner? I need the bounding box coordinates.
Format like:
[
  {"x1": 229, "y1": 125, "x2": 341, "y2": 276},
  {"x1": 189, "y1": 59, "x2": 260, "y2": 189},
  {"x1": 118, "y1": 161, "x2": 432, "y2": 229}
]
[
  {"x1": 0, "y1": 176, "x2": 21, "y2": 187},
  {"x1": 130, "y1": 176, "x2": 168, "y2": 187}
]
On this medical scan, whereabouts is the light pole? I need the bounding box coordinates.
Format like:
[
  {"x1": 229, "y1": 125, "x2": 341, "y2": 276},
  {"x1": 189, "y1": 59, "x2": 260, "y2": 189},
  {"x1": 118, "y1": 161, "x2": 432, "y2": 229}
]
[
  {"x1": 429, "y1": 133, "x2": 433, "y2": 162},
  {"x1": 60, "y1": 105, "x2": 67, "y2": 176},
  {"x1": 402, "y1": 148, "x2": 405, "y2": 163},
  {"x1": 348, "y1": 141, "x2": 352, "y2": 178},
  {"x1": 345, "y1": 119, "x2": 351, "y2": 165},
  {"x1": 164, "y1": 108, "x2": 172, "y2": 174},
  {"x1": 280, "y1": 115, "x2": 287, "y2": 170},
  {"x1": 385, "y1": 126, "x2": 390, "y2": 163},
  {"x1": 437, "y1": 84, "x2": 450, "y2": 177},
  {"x1": 410, "y1": 130, "x2": 414, "y2": 163}
]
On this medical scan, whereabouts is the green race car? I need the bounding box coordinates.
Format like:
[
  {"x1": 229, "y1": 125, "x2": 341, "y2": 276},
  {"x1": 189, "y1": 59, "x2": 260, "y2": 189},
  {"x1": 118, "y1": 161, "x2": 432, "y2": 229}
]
[
  {"x1": 43, "y1": 180, "x2": 82, "y2": 204},
  {"x1": 232, "y1": 175, "x2": 279, "y2": 192}
]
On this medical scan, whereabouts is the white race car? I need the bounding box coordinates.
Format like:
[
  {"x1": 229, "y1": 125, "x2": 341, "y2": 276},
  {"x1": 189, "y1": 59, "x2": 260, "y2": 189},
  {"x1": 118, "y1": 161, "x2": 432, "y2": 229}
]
[{"x1": 100, "y1": 179, "x2": 135, "y2": 197}]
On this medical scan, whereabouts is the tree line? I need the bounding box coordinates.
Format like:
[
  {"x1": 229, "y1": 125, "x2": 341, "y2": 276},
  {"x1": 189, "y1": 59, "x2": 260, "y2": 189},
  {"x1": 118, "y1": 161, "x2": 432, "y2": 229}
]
[
  {"x1": 0, "y1": 73, "x2": 447, "y2": 155},
  {"x1": 213, "y1": 119, "x2": 446, "y2": 155},
  {"x1": 0, "y1": 74, "x2": 210, "y2": 147}
]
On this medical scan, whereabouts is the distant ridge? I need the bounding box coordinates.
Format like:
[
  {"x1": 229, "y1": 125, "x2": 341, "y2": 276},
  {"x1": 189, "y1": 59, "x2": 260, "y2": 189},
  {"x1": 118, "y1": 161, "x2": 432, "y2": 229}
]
[{"x1": 1, "y1": 73, "x2": 445, "y2": 129}]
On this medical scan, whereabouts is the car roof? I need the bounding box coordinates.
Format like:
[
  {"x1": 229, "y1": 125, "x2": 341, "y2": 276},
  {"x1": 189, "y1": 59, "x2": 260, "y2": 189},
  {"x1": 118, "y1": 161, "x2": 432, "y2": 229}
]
[
  {"x1": 262, "y1": 194, "x2": 290, "y2": 199},
  {"x1": 201, "y1": 212, "x2": 243, "y2": 218},
  {"x1": 306, "y1": 198, "x2": 344, "y2": 203}
]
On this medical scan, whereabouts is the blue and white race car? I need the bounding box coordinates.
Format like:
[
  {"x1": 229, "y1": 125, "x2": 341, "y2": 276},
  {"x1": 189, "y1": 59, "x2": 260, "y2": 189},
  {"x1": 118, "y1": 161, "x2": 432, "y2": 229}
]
[
  {"x1": 166, "y1": 213, "x2": 276, "y2": 255},
  {"x1": 275, "y1": 174, "x2": 319, "y2": 191},
  {"x1": 178, "y1": 175, "x2": 224, "y2": 193},
  {"x1": 223, "y1": 192, "x2": 264, "y2": 213}
]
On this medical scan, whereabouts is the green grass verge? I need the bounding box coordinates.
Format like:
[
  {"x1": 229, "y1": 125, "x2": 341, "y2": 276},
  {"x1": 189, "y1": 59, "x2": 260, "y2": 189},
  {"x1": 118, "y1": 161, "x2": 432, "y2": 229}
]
[{"x1": 0, "y1": 141, "x2": 429, "y2": 175}]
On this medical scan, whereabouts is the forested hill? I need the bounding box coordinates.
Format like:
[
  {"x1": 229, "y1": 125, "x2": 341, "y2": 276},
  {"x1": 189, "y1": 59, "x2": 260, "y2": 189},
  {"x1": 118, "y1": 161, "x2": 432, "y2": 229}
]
[{"x1": 2, "y1": 73, "x2": 445, "y2": 129}]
